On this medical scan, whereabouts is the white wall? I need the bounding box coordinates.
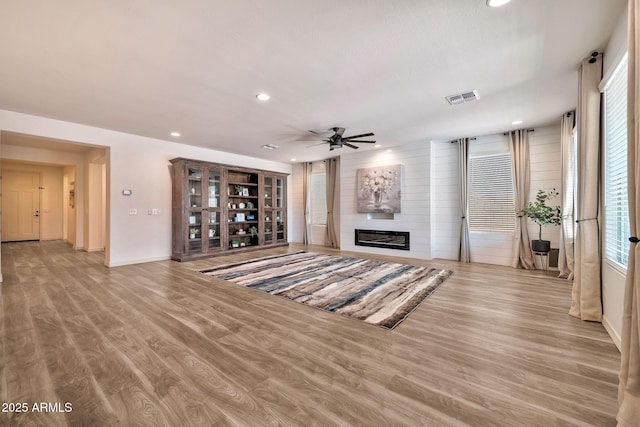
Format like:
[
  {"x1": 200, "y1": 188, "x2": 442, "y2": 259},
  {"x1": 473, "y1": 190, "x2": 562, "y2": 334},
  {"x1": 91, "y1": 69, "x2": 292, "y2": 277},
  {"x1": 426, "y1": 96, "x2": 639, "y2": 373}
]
[
  {"x1": 430, "y1": 125, "x2": 562, "y2": 267},
  {"x1": 340, "y1": 142, "x2": 431, "y2": 260},
  {"x1": 0, "y1": 109, "x2": 292, "y2": 267},
  {"x1": 600, "y1": 6, "x2": 629, "y2": 350}
]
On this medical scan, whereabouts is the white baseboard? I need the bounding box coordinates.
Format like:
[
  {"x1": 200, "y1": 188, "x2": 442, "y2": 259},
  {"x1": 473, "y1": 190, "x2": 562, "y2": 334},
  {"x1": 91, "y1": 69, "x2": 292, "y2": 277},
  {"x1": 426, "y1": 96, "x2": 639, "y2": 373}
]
[
  {"x1": 108, "y1": 255, "x2": 171, "y2": 267},
  {"x1": 602, "y1": 315, "x2": 622, "y2": 352}
]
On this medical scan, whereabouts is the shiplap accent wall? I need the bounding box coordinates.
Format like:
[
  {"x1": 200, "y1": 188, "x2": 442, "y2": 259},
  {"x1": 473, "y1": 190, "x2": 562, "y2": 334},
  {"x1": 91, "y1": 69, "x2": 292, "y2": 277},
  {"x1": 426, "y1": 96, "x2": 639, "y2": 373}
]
[
  {"x1": 290, "y1": 163, "x2": 305, "y2": 243},
  {"x1": 430, "y1": 124, "x2": 561, "y2": 267},
  {"x1": 430, "y1": 141, "x2": 460, "y2": 260},
  {"x1": 339, "y1": 142, "x2": 431, "y2": 259},
  {"x1": 527, "y1": 125, "x2": 562, "y2": 257}
]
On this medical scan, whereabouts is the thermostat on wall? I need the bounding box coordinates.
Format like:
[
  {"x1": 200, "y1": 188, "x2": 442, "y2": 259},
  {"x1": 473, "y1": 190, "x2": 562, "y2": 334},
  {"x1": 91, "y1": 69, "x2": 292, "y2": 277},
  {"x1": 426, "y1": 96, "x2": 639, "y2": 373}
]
[{"x1": 122, "y1": 189, "x2": 133, "y2": 196}]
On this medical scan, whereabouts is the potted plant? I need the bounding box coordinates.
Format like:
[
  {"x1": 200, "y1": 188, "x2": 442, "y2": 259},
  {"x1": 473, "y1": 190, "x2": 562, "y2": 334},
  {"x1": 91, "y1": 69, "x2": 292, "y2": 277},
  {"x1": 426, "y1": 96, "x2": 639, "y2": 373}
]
[
  {"x1": 249, "y1": 226, "x2": 259, "y2": 245},
  {"x1": 231, "y1": 239, "x2": 240, "y2": 248},
  {"x1": 517, "y1": 189, "x2": 562, "y2": 253}
]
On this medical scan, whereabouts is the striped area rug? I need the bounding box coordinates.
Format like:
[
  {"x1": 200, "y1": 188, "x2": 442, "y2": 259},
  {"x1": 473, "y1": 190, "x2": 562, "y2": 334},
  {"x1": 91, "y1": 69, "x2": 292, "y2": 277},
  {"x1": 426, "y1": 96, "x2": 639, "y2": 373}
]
[{"x1": 200, "y1": 251, "x2": 453, "y2": 329}]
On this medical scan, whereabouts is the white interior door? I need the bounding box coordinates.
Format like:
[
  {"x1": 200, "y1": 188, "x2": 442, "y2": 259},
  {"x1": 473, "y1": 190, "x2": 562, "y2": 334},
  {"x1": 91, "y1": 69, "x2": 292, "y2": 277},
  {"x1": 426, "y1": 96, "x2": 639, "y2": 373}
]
[{"x1": 1, "y1": 170, "x2": 40, "y2": 242}]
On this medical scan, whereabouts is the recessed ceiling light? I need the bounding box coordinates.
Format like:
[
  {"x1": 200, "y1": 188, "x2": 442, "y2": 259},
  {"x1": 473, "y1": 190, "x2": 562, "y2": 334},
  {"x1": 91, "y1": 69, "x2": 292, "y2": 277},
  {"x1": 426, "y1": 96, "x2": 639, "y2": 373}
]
[
  {"x1": 256, "y1": 93, "x2": 270, "y2": 101},
  {"x1": 170, "y1": 132, "x2": 181, "y2": 137},
  {"x1": 291, "y1": 158, "x2": 297, "y2": 162},
  {"x1": 374, "y1": 144, "x2": 382, "y2": 148},
  {"x1": 512, "y1": 120, "x2": 524, "y2": 125},
  {"x1": 486, "y1": 0, "x2": 511, "y2": 6}
]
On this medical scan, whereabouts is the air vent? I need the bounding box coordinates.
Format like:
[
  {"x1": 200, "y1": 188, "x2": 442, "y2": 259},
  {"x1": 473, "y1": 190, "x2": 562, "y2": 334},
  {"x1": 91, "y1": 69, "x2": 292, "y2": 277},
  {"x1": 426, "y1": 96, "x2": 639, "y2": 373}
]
[
  {"x1": 262, "y1": 144, "x2": 280, "y2": 150},
  {"x1": 445, "y1": 90, "x2": 480, "y2": 105}
]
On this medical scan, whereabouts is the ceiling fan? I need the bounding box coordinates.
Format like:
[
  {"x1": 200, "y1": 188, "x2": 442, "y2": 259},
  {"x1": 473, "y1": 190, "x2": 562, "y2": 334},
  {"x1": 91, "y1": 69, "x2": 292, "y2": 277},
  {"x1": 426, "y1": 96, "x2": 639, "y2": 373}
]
[{"x1": 308, "y1": 127, "x2": 376, "y2": 151}]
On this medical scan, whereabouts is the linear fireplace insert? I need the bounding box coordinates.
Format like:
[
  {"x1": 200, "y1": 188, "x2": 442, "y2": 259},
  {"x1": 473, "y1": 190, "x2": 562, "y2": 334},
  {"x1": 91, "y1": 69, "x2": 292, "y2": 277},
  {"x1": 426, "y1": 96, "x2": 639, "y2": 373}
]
[{"x1": 354, "y1": 229, "x2": 410, "y2": 251}]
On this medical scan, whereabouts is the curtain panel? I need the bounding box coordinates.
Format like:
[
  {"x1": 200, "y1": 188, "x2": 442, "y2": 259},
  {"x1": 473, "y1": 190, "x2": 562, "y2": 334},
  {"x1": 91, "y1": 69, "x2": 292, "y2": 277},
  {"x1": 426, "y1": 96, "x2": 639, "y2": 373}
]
[
  {"x1": 302, "y1": 162, "x2": 311, "y2": 245},
  {"x1": 570, "y1": 54, "x2": 603, "y2": 322},
  {"x1": 458, "y1": 138, "x2": 471, "y2": 262},
  {"x1": 617, "y1": 1, "x2": 640, "y2": 424},
  {"x1": 558, "y1": 112, "x2": 576, "y2": 279},
  {"x1": 509, "y1": 130, "x2": 536, "y2": 270},
  {"x1": 325, "y1": 157, "x2": 340, "y2": 248}
]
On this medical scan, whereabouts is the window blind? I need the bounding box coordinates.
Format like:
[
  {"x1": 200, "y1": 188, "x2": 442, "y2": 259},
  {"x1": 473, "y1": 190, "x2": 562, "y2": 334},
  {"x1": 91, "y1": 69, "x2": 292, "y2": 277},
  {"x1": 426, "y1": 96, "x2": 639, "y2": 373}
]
[
  {"x1": 468, "y1": 153, "x2": 515, "y2": 232},
  {"x1": 604, "y1": 55, "x2": 629, "y2": 267}
]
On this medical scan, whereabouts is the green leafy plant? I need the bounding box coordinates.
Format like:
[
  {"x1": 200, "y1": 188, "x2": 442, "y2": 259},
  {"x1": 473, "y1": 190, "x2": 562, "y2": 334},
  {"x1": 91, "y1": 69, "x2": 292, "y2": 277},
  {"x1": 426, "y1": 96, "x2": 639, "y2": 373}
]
[
  {"x1": 249, "y1": 226, "x2": 258, "y2": 237},
  {"x1": 516, "y1": 189, "x2": 562, "y2": 241}
]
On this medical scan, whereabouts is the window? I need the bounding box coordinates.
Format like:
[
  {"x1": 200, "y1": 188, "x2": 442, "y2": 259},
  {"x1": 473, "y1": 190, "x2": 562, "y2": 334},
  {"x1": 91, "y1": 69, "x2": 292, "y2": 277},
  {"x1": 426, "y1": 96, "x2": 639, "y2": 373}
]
[
  {"x1": 310, "y1": 169, "x2": 327, "y2": 226},
  {"x1": 468, "y1": 153, "x2": 515, "y2": 232},
  {"x1": 603, "y1": 54, "x2": 629, "y2": 268}
]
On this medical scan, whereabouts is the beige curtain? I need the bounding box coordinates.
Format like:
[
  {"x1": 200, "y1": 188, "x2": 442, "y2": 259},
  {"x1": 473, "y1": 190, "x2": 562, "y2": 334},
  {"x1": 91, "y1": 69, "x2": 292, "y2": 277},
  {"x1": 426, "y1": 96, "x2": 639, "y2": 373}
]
[
  {"x1": 458, "y1": 138, "x2": 470, "y2": 262},
  {"x1": 570, "y1": 54, "x2": 603, "y2": 322},
  {"x1": 302, "y1": 162, "x2": 311, "y2": 245},
  {"x1": 558, "y1": 112, "x2": 576, "y2": 279},
  {"x1": 618, "y1": 1, "x2": 640, "y2": 424},
  {"x1": 325, "y1": 157, "x2": 339, "y2": 248},
  {"x1": 509, "y1": 130, "x2": 536, "y2": 270}
]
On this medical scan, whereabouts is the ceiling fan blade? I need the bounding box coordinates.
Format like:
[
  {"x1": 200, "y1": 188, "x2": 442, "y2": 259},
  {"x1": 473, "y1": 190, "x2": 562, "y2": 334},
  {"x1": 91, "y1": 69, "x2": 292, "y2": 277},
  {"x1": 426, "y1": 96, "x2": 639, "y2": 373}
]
[
  {"x1": 343, "y1": 142, "x2": 359, "y2": 149},
  {"x1": 346, "y1": 140, "x2": 376, "y2": 144},
  {"x1": 332, "y1": 127, "x2": 346, "y2": 137},
  {"x1": 343, "y1": 133, "x2": 374, "y2": 140},
  {"x1": 306, "y1": 141, "x2": 329, "y2": 148}
]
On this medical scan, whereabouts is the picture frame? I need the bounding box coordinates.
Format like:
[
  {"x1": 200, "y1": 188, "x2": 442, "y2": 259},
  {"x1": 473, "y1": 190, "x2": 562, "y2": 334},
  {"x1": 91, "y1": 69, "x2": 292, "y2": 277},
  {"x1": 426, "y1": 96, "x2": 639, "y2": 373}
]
[
  {"x1": 356, "y1": 164, "x2": 403, "y2": 213},
  {"x1": 247, "y1": 214, "x2": 255, "y2": 220},
  {"x1": 242, "y1": 188, "x2": 249, "y2": 196},
  {"x1": 236, "y1": 213, "x2": 245, "y2": 222}
]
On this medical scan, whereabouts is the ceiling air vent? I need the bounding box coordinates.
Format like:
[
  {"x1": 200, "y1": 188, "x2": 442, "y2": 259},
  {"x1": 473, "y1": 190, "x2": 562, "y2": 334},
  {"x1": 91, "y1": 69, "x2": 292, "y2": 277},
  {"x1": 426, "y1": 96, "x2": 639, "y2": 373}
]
[{"x1": 445, "y1": 90, "x2": 480, "y2": 106}]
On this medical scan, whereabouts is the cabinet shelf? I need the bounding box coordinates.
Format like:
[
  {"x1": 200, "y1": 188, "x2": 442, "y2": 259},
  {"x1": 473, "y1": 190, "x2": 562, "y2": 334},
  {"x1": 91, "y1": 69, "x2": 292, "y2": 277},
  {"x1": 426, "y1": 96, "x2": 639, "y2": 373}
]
[{"x1": 171, "y1": 158, "x2": 288, "y2": 261}]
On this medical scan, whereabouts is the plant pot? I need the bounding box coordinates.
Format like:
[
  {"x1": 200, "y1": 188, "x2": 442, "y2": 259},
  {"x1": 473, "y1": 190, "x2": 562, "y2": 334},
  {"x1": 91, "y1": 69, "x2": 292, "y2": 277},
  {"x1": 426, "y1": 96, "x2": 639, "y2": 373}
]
[{"x1": 531, "y1": 239, "x2": 551, "y2": 253}]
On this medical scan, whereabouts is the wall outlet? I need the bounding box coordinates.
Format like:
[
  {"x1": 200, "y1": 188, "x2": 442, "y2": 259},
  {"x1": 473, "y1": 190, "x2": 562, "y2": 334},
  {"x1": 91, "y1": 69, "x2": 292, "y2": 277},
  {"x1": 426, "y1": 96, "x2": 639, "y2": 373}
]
[{"x1": 129, "y1": 208, "x2": 137, "y2": 216}]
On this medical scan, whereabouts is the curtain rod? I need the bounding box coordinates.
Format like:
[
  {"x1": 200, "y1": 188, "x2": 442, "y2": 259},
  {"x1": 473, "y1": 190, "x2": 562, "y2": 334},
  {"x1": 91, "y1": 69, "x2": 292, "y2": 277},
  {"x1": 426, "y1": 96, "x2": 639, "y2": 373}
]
[
  {"x1": 449, "y1": 137, "x2": 477, "y2": 143},
  {"x1": 503, "y1": 129, "x2": 535, "y2": 135}
]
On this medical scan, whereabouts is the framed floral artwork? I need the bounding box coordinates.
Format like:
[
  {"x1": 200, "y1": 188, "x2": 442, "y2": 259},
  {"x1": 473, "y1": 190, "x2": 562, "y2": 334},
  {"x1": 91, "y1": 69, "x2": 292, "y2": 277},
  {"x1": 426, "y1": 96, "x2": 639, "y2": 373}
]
[{"x1": 356, "y1": 164, "x2": 402, "y2": 213}]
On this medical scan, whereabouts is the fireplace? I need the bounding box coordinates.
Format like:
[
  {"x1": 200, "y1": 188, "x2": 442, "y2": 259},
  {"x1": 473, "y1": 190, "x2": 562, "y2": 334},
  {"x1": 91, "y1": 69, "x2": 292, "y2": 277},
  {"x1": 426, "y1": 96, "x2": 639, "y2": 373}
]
[{"x1": 354, "y1": 229, "x2": 410, "y2": 251}]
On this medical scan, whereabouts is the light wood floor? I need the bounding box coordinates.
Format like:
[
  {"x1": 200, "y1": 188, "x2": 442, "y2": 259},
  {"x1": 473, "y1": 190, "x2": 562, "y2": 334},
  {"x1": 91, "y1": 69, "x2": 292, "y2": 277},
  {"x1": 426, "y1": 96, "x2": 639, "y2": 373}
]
[{"x1": 0, "y1": 241, "x2": 620, "y2": 426}]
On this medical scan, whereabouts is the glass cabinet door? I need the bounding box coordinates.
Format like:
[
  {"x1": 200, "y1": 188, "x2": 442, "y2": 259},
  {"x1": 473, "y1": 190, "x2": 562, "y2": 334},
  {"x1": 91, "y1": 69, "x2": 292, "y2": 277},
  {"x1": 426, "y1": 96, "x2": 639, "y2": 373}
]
[
  {"x1": 187, "y1": 211, "x2": 202, "y2": 253},
  {"x1": 206, "y1": 169, "x2": 221, "y2": 251},
  {"x1": 276, "y1": 210, "x2": 285, "y2": 242},
  {"x1": 188, "y1": 167, "x2": 203, "y2": 208},
  {"x1": 208, "y1": 169, "x2": 220, "y2": 209},
  {"x1": 276, "y1": 177, "x2": 284, "y2": 209}
]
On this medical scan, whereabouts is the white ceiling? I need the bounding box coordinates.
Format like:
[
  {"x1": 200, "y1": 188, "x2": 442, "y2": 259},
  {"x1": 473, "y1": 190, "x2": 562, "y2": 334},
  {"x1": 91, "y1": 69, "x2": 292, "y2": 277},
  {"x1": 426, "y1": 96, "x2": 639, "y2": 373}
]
[{"x1": 0, "y1": 0, "x2": 626, "y2": 162}]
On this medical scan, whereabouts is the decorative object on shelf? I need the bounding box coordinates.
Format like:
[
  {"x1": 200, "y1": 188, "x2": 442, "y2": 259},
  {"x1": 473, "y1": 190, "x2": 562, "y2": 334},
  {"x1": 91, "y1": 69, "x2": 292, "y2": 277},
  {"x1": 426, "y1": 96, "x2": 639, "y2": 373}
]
[
  {"x1": 247, "y1": 214, "x2": 255, "y2": 220},
  {"x1": 242, "y1": 188, "x2": 249, "y2": 196},
  {"x1": 249, "y1": 226, "x2": 259, "y2": 245},
  {"x1": 235, "y1": 185, "x2": 244, "y2": 195},
  {"x1": 238, "y1": 229, "x2": 246, "y2": 235},
  {"x1": 356, "y1": 164, "x2": 402, "y2": 213},
  {"x1": 239, "y1": 202, "x2": 246, "y2": 208},
  {"x1": 189, "y1": 227, "x2": 198, "y2": 239},
  {"x1": 516, "y1": 189, "x2": 562, "y2": 253},
  {"x1": 236, "y1": 213, "x2": 245, "y2": 222},
  {"x1": 189, "y1": 216, "x2": 196, "y2": 224},
  {"x1": 231, "y1": 240, "x2": 240, "y2": 248},
  {"x1": 209, "y1": 229, "x2": 215, "y2": 237},
  {"x1": 191, "y1": 186, "x2": 196, "y2": 194}
]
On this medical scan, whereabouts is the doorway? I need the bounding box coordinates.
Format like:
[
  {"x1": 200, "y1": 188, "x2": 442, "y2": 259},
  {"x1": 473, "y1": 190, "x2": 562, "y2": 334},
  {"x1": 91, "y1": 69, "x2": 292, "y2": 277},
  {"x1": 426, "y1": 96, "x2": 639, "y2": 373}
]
[{"x1": 1, "y1": 170, "x2": 40, "y2": 241}]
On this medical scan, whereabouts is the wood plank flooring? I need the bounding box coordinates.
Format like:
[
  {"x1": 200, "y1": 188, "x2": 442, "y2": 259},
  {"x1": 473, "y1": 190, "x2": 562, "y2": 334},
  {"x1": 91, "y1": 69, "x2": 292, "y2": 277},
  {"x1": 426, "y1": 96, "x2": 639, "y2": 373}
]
[{"x1": 0, "y1": 241, "x2": 620, "y2": 426}]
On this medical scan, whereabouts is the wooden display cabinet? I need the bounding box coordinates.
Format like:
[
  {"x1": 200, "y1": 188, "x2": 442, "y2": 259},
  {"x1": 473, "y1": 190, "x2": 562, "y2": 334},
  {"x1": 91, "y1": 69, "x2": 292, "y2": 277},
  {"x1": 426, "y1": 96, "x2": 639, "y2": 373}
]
[{"x1": 171, "y1": 158, "x2": 288, "y2": 261}]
